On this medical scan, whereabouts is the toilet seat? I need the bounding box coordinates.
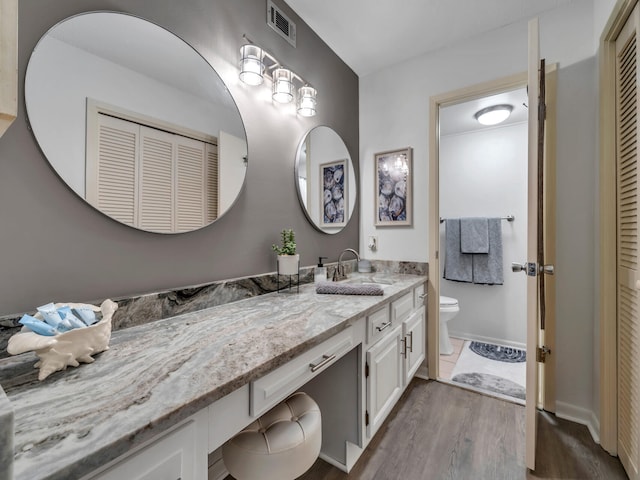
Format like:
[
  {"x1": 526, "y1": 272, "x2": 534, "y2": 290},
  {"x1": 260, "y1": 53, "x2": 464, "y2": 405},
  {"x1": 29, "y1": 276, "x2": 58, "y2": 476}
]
[{"x1": 440, "y1": 296, "x2": 458, "y2": 307}]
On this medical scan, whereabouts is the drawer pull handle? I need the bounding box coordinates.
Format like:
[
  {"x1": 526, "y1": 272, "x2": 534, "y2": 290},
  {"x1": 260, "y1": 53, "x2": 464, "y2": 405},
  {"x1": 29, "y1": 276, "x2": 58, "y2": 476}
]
[
  {"x1": 310, "y1": 354, "x2": 336, "y2": 372},
  {"x1": 418, "y1": 293, "x2": 427, "y2": 299},
  {"x1": 376, "y1": 321, "x2": 392, "y2": 332},
  {"x1": 407, "y1": 332, "x2": 413, "y2": 352}
]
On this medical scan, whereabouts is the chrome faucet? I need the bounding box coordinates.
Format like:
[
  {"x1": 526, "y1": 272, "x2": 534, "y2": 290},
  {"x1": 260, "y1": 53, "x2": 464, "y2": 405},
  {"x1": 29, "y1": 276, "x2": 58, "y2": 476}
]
[{"x1": 333, "y1": 248, "x2": 360, "y2": 281}]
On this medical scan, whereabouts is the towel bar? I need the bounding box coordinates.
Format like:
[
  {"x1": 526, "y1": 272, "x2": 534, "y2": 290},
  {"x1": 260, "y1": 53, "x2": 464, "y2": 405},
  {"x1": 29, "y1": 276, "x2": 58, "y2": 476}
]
[{"x1": 439, "y1": 215, "x2": 515, "y2": 224}]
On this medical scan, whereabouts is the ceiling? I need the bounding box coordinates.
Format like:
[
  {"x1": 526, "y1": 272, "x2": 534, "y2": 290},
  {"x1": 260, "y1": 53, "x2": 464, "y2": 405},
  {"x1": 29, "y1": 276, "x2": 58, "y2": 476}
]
[
  {"x1": 284, "y1": 0, "x2": 561, "y2": 134},
  {"x1": 284, "y1": 0, "x2": 574, "y2": 77}
]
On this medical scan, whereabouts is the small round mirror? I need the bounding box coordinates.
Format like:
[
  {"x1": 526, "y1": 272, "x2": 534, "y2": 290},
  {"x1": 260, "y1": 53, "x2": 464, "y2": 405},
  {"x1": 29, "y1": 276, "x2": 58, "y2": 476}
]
[
  {"x1": 295, "y1": 126, "x2": 356, "y2": 234},
  {"x1": 25, "y1": 12, "x2": 247, "y2": 234}
]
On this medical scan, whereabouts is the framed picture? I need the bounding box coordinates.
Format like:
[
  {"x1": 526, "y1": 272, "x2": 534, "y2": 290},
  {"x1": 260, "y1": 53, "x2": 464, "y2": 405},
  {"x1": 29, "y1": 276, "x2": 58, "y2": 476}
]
[
  {"x1": 320, "y1": 159, "x2": 347, "y2": 227},
  {"x1": 375, "y1": 147, "x2": 412, "y2": 226}
]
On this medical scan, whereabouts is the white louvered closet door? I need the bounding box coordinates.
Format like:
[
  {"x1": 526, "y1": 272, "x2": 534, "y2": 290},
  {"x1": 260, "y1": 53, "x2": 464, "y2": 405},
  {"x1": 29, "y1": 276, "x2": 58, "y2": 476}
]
[
  {"x1": 175, "y1": 137, "x2": 207, "y2": 233},
  {"x1": 139, "y1": 126, "x2": 174, "y2": 233},
  {"x1": 88, "y1": 113, "x2": 218, "y2": 233},
  {"x1": 616, "y1": 4, "x2": 640, "y2": 479},
  {"x1": 89, "y1": 115, "x2": 139, "y2": 227},
  {"x1": 205, "y1": 143, "x2": 219, "y2": 223}
]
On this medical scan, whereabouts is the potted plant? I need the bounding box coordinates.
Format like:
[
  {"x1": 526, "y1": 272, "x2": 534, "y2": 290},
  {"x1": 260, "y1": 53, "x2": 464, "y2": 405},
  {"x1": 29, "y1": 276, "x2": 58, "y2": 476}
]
[{"x1": 272, "y1": 228, "x2": 299, "y2": 275}]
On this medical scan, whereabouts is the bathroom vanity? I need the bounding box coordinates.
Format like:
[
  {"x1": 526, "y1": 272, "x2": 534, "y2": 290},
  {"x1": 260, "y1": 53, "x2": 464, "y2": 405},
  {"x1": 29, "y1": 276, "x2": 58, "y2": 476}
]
[{"x1": 0, "y1": 273, "x2": 426, "y2": 480}]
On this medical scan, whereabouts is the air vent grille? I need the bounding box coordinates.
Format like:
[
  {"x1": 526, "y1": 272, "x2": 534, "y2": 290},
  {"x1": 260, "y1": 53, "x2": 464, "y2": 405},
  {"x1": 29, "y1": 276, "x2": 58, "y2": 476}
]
[{"x1": 267, "y1": 0, "x2": 296, "y2": 47}]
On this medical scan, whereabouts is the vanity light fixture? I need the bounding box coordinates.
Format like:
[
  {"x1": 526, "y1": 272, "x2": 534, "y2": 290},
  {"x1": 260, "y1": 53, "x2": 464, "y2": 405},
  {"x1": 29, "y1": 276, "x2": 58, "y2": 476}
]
[
  {"x1": 474, "y1": 104, "x2": 513, "y2": 126},
  {"x1": 239, "y1": 44, "x2": 265, "y2": 86},
  {"x1": 239, "y1": 36, "x2": 317, "y2": 117},
  {"x1": 272, "y1": 68, "x2": 294, "y2": 103},
  {"x1": 297, "y1": 86, "x2": 317, "y2": 117}
]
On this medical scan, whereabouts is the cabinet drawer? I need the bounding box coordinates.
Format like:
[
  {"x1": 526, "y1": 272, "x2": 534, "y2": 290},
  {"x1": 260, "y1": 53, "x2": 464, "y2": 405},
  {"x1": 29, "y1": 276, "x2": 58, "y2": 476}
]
[
  {"x1": 391, "y1": 291, "x2": 414, "y2": 324},
  {"x1": 250, "y1": 327, "x2": 355, "y2": 417},
  {"x1": 367, "y1": 304, "x2": 391, "y2": 345},
  {"x1": 414, "y1": 283, "x2": 426, "y2": 308}
]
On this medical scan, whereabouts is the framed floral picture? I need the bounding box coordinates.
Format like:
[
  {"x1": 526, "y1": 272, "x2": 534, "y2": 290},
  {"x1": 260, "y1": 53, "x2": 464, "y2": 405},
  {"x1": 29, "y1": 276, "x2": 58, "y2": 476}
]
[
  {"x1": 375, "y1": 147, "x2": 412, "y2": 226},
  {"x1": 320, "y1": 159, "x2": 347, "y2": 227}
]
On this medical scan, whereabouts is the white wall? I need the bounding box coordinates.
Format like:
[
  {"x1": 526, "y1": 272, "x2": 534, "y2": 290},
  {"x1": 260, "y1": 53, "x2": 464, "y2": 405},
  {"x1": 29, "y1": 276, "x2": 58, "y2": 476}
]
[
  {"x1": 360, "y1": 0, "x2": 598, "y2": 426},
  {"x1": 440, "y1": 123, "x2": 528, "y2": 347}
]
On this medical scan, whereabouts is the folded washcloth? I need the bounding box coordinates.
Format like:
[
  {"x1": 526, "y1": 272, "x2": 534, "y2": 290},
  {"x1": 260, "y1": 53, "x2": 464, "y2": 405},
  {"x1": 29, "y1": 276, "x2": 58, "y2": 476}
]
[
  {"x1": 460, "y1": 217, "x2": 489, "y2": 253},
  {"x1": 316, "y1": 281, "x2": 384, "y2": 296}
]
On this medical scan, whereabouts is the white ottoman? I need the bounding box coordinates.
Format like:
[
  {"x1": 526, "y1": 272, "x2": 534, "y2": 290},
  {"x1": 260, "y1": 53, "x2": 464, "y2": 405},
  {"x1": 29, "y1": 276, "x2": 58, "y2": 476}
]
[{"x1": 222, "y1": 392, "x2": 322, "y2": 480}]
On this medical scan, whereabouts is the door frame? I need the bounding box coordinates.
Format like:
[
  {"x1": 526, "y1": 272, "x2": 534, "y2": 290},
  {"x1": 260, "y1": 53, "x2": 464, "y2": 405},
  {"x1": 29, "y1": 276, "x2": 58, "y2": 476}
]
[
  {"x1": 427, "y1": 68, "x2": 557, "y2": 411},
  {"x1": 598, "y1": 0, "x2": 639, "y2": 456}
]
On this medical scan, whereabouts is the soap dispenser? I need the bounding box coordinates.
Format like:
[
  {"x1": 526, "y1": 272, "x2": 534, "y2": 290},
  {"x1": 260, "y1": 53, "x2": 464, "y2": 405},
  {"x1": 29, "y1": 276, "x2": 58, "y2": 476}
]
[{"x1": 315, "y1": 257, "x2": 328, "y2": 284}]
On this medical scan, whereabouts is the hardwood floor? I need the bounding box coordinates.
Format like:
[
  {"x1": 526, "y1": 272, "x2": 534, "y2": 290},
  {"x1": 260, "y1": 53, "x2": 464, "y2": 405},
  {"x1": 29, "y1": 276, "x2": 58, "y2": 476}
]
[{"x1": 296, "y1": 379, "x2": 627, "y2": 480}]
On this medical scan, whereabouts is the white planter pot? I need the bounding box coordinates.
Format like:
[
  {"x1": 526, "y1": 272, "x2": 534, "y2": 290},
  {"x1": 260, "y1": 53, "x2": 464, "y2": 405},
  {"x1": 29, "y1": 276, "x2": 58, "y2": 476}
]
[{"x1": 278, "y1": 254, "x2": 299, "y2": 275}]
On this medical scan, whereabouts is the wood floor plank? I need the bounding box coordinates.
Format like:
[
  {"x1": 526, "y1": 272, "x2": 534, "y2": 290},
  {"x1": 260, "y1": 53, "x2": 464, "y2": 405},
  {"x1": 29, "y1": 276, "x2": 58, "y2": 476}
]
[{"x1": 227, "y1": 379, "x2": 627, "y2": 480}]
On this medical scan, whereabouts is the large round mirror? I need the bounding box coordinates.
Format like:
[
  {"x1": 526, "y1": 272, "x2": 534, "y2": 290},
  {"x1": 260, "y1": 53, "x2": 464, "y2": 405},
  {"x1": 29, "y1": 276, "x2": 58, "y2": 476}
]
[
  {"x1": 25, "y1": 12, "x2": 247, "y2": 234},
  {"x1": 295, "y1": 126, "x2": 356, "y2": 233}
]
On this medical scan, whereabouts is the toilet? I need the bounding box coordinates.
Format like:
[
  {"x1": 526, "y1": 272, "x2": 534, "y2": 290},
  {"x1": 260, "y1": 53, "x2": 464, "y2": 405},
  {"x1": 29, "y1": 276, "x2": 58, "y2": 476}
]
[{"x1": 439, "y1": 296, "x2": 459, "y2": 355}]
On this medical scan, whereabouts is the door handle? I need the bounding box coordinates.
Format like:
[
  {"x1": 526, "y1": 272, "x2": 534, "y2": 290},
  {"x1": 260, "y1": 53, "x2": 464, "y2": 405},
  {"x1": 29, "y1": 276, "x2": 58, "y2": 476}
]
[
  {"x1": 512, "y1": 262, "x2": 526, "y2": 273},
  {"x1": 512, "y1": 262, "x2": 537, "y2": 276},
  {"x1": 539, "y1": 265, "x2": 554, "y2": 275},
  {"x1": 512, "y1": 262, "x2": 554, "y2": 276}
]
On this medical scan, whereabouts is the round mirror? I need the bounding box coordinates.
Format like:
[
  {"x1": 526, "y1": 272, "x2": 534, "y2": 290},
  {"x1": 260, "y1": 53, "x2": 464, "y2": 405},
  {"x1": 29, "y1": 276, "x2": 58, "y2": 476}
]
[
  {"x1": 295, "y1": 126, "x2": 356, "y2": 233},
  {"x1": 25, "y1": 12, "x2": 248, "y2": 234}
]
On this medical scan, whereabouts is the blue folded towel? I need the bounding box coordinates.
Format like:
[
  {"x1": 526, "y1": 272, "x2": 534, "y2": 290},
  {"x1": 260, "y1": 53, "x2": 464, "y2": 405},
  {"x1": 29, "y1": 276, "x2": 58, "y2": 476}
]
[{"x1": 460, "y1": 217, "x2": 489, "y2": 253}]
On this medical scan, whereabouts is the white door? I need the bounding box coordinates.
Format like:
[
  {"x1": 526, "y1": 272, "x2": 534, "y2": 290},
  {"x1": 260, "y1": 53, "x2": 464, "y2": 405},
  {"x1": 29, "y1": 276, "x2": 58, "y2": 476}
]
[
  {"x1": 615, "y1": 4, "x2": 640, "y2": 478},
  {"x1": 519, "y1": 17, "x2": 550, "y2": 471}
]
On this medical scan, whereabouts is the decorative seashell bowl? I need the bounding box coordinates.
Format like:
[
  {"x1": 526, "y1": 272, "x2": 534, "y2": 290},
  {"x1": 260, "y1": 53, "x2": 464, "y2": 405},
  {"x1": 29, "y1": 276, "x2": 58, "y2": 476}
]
[{"x1": 7, "y1": 299, "x2": 118, "y2": 380}]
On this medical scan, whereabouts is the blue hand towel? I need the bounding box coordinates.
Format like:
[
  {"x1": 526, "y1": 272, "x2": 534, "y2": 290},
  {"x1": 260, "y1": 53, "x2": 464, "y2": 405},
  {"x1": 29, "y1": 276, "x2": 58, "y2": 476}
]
[
  {"x1": 472, "y1": 218, "x2": 504, "y2": 285},
  {"x1": 460, "y1": 217, "x2": 489, "y2": 254},
  {"x1": 443, "y1": 219, "x2": 473, "y2": 283}
]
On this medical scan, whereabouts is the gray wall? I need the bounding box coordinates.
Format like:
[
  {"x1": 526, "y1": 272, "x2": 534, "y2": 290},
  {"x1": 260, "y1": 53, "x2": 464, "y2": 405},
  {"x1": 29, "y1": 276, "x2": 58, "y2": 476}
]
[{"x1": 0, "y1": 0, "x2": 359, "y2": 315}]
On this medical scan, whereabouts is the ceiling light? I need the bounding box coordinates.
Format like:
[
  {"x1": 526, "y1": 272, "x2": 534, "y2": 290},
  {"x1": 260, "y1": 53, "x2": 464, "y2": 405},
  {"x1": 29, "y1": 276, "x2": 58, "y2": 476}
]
[
  {"x1": 239, "y1": 44, "x2": 264, "y2": 86},
  {"x1": 272, "y1": 68, "x2": 294, "y2": 103},
  {"x1": 474, "y1": 104, "x2": 513, "y2": 126},
  {"x1": 297, "y1": 86, "x2": 317, "y2": 117}
]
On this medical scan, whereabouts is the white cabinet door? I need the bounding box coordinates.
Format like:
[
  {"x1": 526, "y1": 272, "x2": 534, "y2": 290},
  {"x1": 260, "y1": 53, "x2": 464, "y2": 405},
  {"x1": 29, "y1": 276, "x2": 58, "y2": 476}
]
[
  {"x1": 403, "y1": 306, "x2": 426, "y2": 385},
  {"x1": 366, "y1": 324, "x2": 403, "y2": 438},
  {"x1": 89, "y1": 410, "x2": 208, "y2": 480}
]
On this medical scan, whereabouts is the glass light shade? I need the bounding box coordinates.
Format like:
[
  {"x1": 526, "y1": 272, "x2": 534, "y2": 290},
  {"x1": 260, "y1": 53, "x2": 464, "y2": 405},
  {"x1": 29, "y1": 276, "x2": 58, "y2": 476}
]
[
  {"x1": 272, "y1": 68, "x2": 294, "y2": 103},
  {"x1": 239, "y1": 44, "x2": 264, "y2": 86},
  {"x1": 297, "y1": 86, "x2": 317, "y2": 117},
  {"x1": 474, "y1": 104, "x2": 513, "y2": 126}
]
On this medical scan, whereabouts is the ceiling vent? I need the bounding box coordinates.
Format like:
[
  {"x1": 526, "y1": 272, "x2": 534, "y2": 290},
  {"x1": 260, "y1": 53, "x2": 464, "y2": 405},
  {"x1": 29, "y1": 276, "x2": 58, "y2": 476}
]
[{"x1": 267, "y1": 1, "x2": 296, "y2": 47}]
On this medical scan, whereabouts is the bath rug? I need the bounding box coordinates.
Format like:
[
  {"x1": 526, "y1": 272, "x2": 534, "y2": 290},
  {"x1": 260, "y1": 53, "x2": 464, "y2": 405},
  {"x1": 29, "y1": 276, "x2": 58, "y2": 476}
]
[
  {"x1": 451, "y1": 372, "x2": 525, "y2": 400},
  {"x1": 469, "y1": 341, "x2": 526, "y2": 363},
  {"x1": 450, "y1": 340, "x2": 526, "y2": 400}
]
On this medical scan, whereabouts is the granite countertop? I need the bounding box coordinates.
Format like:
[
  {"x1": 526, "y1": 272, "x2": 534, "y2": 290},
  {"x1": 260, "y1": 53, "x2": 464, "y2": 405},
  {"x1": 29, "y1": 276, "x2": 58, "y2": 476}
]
[{"x1": 0, "y1": 273, "x2": 426, "y2": 480}]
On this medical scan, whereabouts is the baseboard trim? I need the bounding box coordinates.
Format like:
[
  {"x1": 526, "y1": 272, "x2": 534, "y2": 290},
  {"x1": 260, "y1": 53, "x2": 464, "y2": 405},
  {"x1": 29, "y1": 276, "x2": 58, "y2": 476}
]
[
  {"x1": 447, "y1": 331, "x2": 526, "y2": 350},
  {"x1": 555, "y1": 401, "x2": 600, "y2": 444}
]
